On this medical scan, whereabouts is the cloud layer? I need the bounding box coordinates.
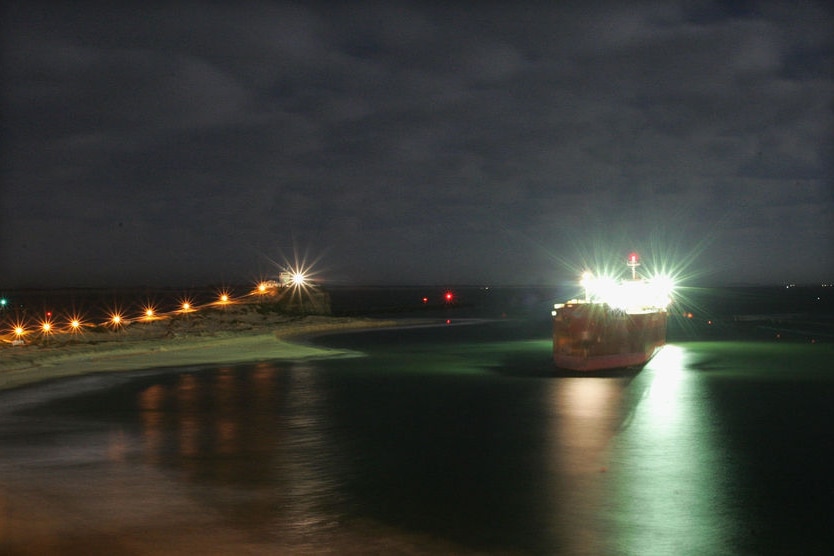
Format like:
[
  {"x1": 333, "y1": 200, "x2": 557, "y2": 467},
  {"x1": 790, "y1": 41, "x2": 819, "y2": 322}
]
[{"x1": 2, "y1": 1, "x2": 832, "y2": 286}]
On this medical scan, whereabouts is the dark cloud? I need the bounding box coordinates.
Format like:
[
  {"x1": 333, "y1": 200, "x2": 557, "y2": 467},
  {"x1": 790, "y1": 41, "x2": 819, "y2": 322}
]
[{"x1": 2, "y1": 1, "x2": 832, "y2": 287}]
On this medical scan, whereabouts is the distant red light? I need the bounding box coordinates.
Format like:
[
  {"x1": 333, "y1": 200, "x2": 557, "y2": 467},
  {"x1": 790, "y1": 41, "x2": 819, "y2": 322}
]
[
  {"x1": 628, "y1": 253, "x2": 639, "y2": 263},
  {"x1": 444, "y1": 292, "x2": 454, "y2": 302},
  {"x1": 422, "y1": 297, "x2": 428, "y2": 304}
]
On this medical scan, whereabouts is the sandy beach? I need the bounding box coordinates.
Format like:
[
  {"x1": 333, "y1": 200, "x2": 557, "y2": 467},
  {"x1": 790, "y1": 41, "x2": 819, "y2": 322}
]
[{"x1": 0, "y1": 307, "x2": 397, "y2": 392}]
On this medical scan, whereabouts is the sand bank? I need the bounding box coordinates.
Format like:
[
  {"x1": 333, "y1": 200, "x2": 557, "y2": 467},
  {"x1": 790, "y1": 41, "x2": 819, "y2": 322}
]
[{"x1": 0, "y1": 312, "x2": 397, "y2": 392}]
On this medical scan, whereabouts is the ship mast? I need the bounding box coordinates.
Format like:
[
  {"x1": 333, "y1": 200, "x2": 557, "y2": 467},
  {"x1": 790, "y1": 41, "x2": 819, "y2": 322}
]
[{"x1": 627, "y1": 252, "x2": 640, "y2": 280}]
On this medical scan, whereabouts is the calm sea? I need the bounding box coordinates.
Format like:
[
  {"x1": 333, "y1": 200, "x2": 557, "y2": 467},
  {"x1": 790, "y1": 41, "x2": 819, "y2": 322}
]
[{"x1": 1, "y1": 286, "x2": 832, "y2": 554}]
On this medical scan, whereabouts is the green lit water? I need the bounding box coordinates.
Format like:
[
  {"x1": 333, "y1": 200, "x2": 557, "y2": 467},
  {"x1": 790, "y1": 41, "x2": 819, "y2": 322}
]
[{"x1": 1, "y1": 316, "x2": 833, "y2": 554}]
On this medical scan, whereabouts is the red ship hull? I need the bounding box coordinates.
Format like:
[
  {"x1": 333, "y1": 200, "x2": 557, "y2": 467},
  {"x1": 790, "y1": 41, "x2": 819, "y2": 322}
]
[{"x1": 552, "y1": 302, "x2": 667, "y2": 372}]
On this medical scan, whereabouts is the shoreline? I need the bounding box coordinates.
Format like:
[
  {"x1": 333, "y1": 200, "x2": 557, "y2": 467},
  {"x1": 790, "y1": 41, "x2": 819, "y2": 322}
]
[{"x1": 0, "y1": 313, "x2": 401, "y2": 392}]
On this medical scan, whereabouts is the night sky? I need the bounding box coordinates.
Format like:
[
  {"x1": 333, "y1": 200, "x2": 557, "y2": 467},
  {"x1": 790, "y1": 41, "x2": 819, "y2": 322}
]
[{"x1": 2, "y1": 1, "x2": 832, "y2": 288}]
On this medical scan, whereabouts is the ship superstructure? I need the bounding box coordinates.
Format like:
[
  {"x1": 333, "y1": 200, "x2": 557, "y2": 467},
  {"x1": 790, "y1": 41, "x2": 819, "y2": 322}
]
[{"x1": 552, "y1": 253, "x2": 674, "y2": 371}]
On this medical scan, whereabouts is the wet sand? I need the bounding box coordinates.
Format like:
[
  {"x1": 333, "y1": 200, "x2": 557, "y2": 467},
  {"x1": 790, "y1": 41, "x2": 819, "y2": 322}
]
[
  {"x1": 0, "y1": 465, "x2": 477, "y2": 555},
  {"x1": 0, "y1": 308, "x2": 398, "y2": 392}
]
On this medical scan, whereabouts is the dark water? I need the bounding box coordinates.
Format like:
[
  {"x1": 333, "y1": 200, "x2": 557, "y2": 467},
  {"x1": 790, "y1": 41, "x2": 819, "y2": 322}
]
[{"x1": 1, "y1": 287, "x2": 833, "y2": 554}]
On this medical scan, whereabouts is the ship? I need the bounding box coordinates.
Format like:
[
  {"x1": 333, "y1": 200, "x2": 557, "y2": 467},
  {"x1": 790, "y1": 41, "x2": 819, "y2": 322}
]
[{"x1": 552, "y1": 253, "x2": 674, "y2": 372}]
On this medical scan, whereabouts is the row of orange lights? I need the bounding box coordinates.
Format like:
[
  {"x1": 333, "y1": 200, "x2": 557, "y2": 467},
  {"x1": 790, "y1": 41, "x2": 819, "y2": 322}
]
[{"x1": 3, "y1": 282, "x2": 283, "y2": 343}]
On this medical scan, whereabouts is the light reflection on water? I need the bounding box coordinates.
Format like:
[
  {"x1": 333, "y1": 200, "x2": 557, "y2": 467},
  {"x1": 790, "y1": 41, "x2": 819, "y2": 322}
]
[
  {"x1": 600, "y1": 345, "x2": 740, "y2": 555},
  {"x1": 2, "y1": 328, "x2": 832, "y2": 554},
  {"x1": 544, "y1": 376, "x2": 628, "y2": 554},
  {"x1": 129, "y1": 363, "x2": 349, "y2": 544}
]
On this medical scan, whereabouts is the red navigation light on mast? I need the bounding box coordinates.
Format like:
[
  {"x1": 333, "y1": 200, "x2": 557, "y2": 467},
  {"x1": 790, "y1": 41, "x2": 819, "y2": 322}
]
[{"x1": 627, "y1": 252, "x2": 640, "y2": 279}]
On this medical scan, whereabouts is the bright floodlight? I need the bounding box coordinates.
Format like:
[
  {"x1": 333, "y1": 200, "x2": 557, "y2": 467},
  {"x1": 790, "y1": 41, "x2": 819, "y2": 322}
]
[
  {"x1": 649, "y1": 274, "x2": 676, "y2": 302},
  {"x1": 580, "y1": 271, "x2": 594, "y2": 300},
  {"x1": 291, "y1": 272, "x2": 306, "y2": 286},
  {"x1": 580, "y1": 271, "x2": 675, "y2": 312}
]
